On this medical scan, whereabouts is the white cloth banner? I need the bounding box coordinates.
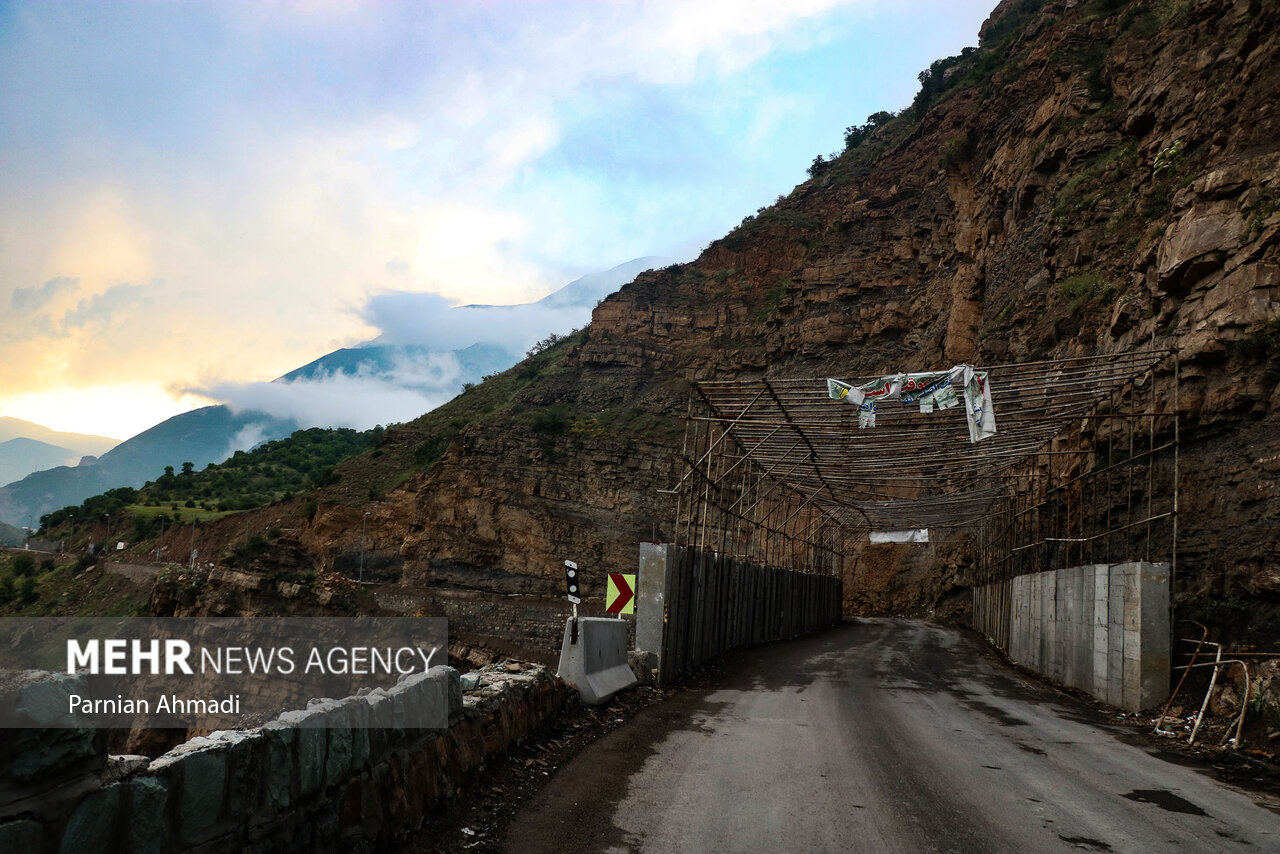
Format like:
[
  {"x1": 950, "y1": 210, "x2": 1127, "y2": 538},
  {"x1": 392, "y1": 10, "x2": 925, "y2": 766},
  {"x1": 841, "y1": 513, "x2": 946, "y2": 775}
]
[{"x1": 869, "y1": 529, "x2": 929, "y2": 544}]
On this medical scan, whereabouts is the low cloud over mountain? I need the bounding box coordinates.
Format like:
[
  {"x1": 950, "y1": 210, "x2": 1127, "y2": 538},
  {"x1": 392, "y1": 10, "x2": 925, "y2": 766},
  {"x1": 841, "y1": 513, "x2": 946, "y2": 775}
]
[{"x1": 193, "y1": 257, "x2": 670, "y2": 430}]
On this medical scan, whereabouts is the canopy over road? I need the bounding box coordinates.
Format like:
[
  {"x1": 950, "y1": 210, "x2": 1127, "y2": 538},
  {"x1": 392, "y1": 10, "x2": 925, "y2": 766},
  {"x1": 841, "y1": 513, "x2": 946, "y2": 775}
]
[{"x1": 668, "y1": 348, "x2": 1178, "y2": 582}]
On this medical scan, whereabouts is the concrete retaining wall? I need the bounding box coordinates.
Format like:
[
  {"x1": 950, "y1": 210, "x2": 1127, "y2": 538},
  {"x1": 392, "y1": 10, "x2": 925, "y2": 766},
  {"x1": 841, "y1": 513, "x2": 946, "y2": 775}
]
[
  {"x1": 0, "y1": 662, "x2": 566, "y2": 853},
  {"x1": 975, "y1": 562, "x2": 1170, "y2": 712},
  {"x1": 638, "y1": 544, "x2": 843, "y2": 686}
]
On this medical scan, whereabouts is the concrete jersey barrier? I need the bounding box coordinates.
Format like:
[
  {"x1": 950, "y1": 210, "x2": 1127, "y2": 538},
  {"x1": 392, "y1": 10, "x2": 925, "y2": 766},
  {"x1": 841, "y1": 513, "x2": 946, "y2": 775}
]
[{"x1": 556, "y1": 617, "x2": 637, "y2": 705}]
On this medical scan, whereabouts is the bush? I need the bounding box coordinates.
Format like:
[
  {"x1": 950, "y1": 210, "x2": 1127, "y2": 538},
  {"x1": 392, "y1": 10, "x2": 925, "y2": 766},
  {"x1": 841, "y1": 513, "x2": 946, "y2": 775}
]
[
  {"x1": 843, "y1": 111, "x2": 896, "y2": 150},
  {"x1": 911, "y1": 52, "x2": 969, "y2": 117},
  {"x1": 1058, "y1": 273, "x2": 1118, "y2": 309},
  {"x1": 0, "y1": 574, "x2": 14, "y2": 605},
  {"x1": 414, "y1": 423, "x2": 465, "y2": 469},
  {"x1": 1228, "y1": 318, "x2": 1280, "y2": 360},
  {"x1": 11, "y1": 554, "x2": 36, "y2": 577},
  {"x1": 530, "y1": 407, "x2": 570, "y2": 435},
  {"x1": 526, "y1": 332, "x2": 565, "y2": 358},
  {"x1": 1141, "y1": 183, "x2": 1173, "y2": 220},
  {"x1": 1088, "y1": 0, "x2": 1129, "y2": 15},
  {"x1": 227, "y1": 533, "x2": 269, "y2": 568},
  {"x1": 18, "y1": 575, "x2": 36, "y2": 602}
]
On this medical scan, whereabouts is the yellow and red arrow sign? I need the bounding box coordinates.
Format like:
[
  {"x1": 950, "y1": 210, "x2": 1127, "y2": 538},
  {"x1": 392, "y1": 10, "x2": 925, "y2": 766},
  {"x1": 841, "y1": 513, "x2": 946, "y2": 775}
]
[{"x1": 605, "y1": 573, "x2": 635, "y2": 614}]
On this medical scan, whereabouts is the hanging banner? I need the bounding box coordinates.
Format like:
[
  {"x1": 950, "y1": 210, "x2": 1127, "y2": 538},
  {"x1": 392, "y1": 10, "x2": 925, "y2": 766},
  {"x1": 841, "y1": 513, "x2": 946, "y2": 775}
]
[
  {"x1": 826, "y1": 365, "x2": 996, "y2": 442},
  {"x1": 869, "y1": 529, "x2": 929, "y2": 544}
]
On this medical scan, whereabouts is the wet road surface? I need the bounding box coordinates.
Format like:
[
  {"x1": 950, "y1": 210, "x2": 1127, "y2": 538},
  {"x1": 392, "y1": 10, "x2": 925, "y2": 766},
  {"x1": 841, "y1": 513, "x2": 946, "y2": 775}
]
[{"x1": 504, "y1": 618, "x2": 1280, "y2": 853}]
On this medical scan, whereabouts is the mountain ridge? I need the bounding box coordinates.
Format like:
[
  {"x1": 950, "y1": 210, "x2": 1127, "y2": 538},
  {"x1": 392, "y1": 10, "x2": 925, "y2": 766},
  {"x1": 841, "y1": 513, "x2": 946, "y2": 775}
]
[
  {"x1": 0, "y1": 437, "x2": 84, "y2": 489},
  {"x1": 0, "y1": 416, "x2": 120, "y2": 451}
]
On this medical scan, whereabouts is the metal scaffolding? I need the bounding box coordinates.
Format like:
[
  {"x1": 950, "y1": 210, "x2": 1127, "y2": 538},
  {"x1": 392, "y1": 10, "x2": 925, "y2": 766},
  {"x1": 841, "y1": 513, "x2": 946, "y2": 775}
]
[{"x1": 665, "y1": 348, "x2": 1178, "y2": 586}]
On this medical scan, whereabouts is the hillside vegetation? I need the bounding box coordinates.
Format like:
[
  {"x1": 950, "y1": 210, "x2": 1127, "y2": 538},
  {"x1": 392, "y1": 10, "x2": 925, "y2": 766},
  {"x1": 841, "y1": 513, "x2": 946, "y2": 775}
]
[{"x1": 39, "y1": 427, "x2": 376, "y2": 538}]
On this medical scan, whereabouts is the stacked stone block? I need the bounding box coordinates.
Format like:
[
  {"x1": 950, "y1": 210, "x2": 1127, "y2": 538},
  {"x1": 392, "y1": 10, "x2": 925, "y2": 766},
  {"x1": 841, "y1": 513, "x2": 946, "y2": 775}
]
[{"x1": 0, "y1": 663, "x2": 566, "y2": 852}]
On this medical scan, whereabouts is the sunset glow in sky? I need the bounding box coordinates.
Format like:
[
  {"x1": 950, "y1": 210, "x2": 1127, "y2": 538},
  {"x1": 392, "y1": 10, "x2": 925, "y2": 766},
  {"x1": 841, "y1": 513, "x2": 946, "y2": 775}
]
[{"x1": 1, "y1": 0, "x2": 995, "y2": 440}]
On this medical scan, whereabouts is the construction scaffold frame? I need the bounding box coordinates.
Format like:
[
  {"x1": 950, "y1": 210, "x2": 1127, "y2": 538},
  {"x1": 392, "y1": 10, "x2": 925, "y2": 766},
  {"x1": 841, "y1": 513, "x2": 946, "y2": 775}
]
[{"x1": 665, "y1": 348, "x2": 1179, "y2": 588}]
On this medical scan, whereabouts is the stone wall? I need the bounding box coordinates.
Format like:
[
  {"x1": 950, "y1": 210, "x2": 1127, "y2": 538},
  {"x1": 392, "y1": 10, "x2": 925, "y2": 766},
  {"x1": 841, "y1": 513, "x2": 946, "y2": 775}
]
[
  {"x1": 974, "y1": 562, "x2": 1171, "y2": 712},
  {"x1": 102, "y1": 563, "x2": 161, "y2": 585},
  {"x1": 0, "y1": 662, "x2": 566, "y2": 852},
  {"x1": 14, "y1": 540, "x2": 61, "y2": 554}
]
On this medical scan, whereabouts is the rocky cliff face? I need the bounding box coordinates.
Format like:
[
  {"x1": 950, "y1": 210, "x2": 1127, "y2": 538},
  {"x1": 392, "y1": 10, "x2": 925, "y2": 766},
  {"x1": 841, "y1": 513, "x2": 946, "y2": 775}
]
[{"x1": 189, "y1": 0, "x2": 1280, "y2": 648}]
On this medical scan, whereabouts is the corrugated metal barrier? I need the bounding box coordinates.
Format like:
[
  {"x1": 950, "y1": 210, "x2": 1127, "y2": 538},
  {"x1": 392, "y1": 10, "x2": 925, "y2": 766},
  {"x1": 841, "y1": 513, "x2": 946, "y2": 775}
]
[{"x1": 647, "y1": 544, "x2": 842, "y2": 686}]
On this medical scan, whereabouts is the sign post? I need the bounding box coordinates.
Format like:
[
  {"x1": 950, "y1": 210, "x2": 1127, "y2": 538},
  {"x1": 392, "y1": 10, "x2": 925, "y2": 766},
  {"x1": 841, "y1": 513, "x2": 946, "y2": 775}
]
[
  {"x1": 564, "y1": 560, "x2": 581, "y2": 644},
  {"x1": 605, "y1": 573, "x2": 636, "y2": 615}
]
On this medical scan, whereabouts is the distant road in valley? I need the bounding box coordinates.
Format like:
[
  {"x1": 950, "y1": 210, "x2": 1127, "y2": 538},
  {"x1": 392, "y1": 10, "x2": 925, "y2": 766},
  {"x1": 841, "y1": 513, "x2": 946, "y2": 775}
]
[{"x1": 506, "y1": 619, "x2": 1280, "y2": 853}]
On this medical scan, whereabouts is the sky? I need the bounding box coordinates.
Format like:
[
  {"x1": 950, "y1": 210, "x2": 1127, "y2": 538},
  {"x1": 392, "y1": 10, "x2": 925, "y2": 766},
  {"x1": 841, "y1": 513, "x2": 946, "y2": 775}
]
[{"x1": 0, "y1": 0, "x2": 997, "y2": 441}]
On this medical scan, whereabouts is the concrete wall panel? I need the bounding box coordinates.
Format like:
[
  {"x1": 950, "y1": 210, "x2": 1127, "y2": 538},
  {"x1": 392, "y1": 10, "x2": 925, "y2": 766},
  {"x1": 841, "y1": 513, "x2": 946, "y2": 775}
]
[{"x1": 973, "y1": 563, "x2": 1169, "y2": 713}]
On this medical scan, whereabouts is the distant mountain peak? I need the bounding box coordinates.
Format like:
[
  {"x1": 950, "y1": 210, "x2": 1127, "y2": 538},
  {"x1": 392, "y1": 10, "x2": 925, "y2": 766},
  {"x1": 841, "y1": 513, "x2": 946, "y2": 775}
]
[{"x1": 535, "y1": 256, "x2": 673, "y2": 309}]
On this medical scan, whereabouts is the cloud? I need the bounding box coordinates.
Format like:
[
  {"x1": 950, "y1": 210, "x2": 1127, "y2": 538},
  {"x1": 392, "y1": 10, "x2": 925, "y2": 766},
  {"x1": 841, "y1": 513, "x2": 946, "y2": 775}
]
[
  {"x1": 225, "y1": 422, "x2": 274, "y2": 458},
  {"x1": 615, "y1": 0, "x2": 852, "y2": 83},
  {"x1": 359, "y1": 292, "x2": 592, "y2": 352},
  {"x1": 202, "y1": 350, "x2": 467, "y2": 431},
  {"x1": 11, "y1": 276, "x2": 79, "y2": 312},
  {"x1": 60, "y1": 282, "x2": 156, "y2": 329},
  {"x1": 191, "y1": 255, "x2": 663, "y2": 430}
]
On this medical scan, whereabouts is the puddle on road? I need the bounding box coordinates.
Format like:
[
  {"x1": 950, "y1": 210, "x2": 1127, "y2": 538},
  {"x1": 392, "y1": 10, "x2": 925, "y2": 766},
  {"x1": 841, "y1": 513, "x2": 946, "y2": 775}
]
[{"x1": 1121, "y1": 788, "x2": 1210, "y2": 816}]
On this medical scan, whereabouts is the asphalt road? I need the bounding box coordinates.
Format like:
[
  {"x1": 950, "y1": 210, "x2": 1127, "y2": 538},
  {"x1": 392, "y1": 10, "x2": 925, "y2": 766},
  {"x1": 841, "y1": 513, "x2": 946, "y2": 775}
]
[{"x1": 504, "y1": 618, "x2": 1280, "y2": 853}]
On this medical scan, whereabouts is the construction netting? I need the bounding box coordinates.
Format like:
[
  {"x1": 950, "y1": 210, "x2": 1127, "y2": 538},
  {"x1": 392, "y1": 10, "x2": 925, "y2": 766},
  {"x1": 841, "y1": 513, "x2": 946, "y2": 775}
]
[{"x1": 665, "y1": 348, "x2": 1179, "y2": 584}]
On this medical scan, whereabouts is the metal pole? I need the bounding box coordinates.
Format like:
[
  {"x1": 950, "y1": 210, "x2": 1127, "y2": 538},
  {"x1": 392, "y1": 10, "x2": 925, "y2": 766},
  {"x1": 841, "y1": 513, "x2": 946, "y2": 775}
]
[{"x1": 675, "y1": 394, "x2": 693, "y2": 546}]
